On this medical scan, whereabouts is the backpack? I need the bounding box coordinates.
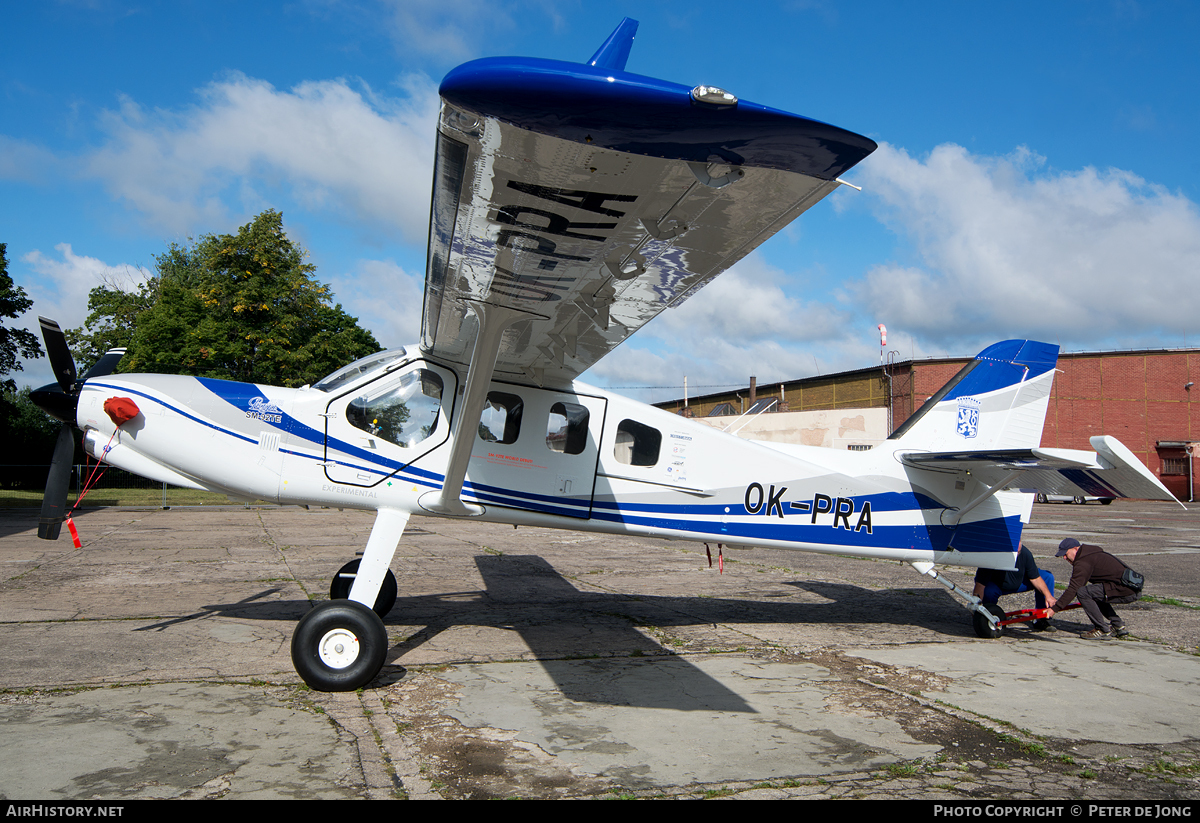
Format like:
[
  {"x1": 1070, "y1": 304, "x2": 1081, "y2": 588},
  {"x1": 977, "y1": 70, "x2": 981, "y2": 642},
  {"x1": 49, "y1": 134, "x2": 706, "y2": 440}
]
[{"x1": 1119, "y1": 562, "x2": 1145, "y2": 593}]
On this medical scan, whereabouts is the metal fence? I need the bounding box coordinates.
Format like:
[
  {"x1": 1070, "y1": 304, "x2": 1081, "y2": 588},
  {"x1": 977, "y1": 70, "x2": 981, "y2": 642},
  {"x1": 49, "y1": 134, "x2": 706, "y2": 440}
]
[{"x1": 0, "y1": 464, "x2": 208, "y2": 507}]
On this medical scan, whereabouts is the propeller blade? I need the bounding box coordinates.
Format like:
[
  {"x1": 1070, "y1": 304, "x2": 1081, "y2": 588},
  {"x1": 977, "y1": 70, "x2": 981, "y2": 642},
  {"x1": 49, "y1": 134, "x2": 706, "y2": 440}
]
[
  {"x1": 38, "y1": 317, "x2": 77, "y2": 393},
  {"x1": 38, "y1": 425, "x2": 75, "y2": 541},
  {"x1": 82, "y1": 347, "x2": 128, "y2": 380},
  {"x1": 29, "y1": 381, "x2": 75, "y2": 424}
]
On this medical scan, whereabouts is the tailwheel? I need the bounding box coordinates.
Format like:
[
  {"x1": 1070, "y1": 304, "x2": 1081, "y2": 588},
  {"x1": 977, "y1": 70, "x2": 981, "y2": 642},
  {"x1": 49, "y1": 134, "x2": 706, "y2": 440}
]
[
  {"x1": 329, "y1": 558, "x2": 398, "y2": 618},
  {"x1": 291, "y1": 600, "x2": 388, "y2": 691},
  {"x1": 972, "y1": 603, "x2": 1007, "y2": 639}
]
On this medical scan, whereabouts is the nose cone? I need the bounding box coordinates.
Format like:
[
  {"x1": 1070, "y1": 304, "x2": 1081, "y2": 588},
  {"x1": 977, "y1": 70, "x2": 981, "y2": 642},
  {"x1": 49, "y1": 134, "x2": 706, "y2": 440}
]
[{"x1": 30, "y1": 381, "x2": 77, "y2": 424}]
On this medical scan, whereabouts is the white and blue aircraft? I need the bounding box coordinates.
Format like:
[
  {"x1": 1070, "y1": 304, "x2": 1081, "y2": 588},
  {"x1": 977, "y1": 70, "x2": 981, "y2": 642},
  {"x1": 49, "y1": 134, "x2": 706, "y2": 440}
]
[{"x1": 31, "y1": 19, "x2": 1176, "y2": 691}]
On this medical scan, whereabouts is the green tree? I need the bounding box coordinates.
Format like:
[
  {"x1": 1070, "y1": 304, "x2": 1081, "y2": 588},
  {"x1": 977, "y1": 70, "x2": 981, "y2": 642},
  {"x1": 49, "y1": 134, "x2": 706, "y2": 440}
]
[
  {"x1": 69, "y1": 211, "x2": 381, "y2": 388},
  {"x1": 65, "y1": 277, "x2": 157, "y2": 373},
  {"x1": 1, "y1": 385, "x2": 61, "y2": 482},
  {"x1": 0, "y1": 243, "x2": 44, "y2": 393}
]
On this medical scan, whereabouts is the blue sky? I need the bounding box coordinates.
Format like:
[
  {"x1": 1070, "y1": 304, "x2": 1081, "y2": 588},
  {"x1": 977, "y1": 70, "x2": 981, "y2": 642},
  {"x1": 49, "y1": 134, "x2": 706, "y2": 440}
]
[{"x1": 4, "y1": 1, "x2": 1199, "y2": 402}]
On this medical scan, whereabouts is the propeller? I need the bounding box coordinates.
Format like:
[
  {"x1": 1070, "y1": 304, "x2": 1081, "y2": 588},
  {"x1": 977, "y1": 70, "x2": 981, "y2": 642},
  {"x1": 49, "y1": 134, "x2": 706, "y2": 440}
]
[{"x1": 29, "y1": 317, "x2": 126, "y2": 540}]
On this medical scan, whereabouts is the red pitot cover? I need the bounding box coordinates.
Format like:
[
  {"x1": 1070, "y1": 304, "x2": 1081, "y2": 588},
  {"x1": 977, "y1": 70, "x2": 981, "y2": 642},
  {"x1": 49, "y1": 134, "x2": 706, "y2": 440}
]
[{"x1": 103, "y1": 396, "x2": 140, "y2": 427}]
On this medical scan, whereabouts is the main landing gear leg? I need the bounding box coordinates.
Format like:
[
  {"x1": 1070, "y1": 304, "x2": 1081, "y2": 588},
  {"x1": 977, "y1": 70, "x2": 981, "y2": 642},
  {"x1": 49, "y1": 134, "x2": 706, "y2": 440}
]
[
  {"x1": 292, "y1": 508, "x2": 410, "y2": 691},
  {"x1": 909, "y1": 561, "x2": 1004, "y2": 639}
]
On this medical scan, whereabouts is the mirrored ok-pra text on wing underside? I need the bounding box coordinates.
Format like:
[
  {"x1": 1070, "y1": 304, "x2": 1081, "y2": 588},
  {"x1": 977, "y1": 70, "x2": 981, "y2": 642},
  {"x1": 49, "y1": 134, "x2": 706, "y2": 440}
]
[{"x1": 420, "y1": 38, "x2": 877, "y2": 387}]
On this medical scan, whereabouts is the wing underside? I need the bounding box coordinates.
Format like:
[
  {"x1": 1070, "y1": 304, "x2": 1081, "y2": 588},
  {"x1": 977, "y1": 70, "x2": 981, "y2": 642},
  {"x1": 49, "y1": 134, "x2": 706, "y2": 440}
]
[{"x1": 420, "y1": 48, "x2": 876, "y2": 387}]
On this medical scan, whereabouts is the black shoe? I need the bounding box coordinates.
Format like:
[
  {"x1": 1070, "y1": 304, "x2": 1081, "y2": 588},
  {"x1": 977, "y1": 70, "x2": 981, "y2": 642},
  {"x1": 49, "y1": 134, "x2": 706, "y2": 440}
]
[
  {"x1": 1112, "y1": 625, "x2": 1129, "y2": 638},
  {"x1": 1033, "y1": 619, "x2": 1056, "y2": 632}
]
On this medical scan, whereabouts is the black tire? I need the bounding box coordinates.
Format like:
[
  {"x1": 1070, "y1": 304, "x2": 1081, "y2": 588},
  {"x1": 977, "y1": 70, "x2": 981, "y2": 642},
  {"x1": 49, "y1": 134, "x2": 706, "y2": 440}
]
[
  {"x1": 972, "y1": 603, "x2": 1006, "y2": 639},
  {"x1": 329, "y1": 559, "x2": 398, "y2": 618},
  {"x1": 1036, "y1": 494, "x2": 1047, "y2": 504},
  {"x1": 1100, "y1": 498, "x2": 1114, "y2": 505},
  {"x1": 1073, "y1": 496, "x2": 1086, "y2": 505},
  {"x1": 291, "y1": 600, "x2": 388, "y2": 691}
]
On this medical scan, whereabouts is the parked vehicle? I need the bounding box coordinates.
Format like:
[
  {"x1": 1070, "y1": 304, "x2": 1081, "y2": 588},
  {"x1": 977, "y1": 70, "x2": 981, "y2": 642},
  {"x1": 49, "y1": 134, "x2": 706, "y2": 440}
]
[{"x1": 1035, "y1": 493, "x2": 1114, "y2": 504}]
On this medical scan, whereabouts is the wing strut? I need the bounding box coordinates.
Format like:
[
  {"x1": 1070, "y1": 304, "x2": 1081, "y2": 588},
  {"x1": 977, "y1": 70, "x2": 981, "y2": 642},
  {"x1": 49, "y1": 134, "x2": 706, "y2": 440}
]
[{"x1": 420, "y1": 301, "x2": 543, "y2": 517}]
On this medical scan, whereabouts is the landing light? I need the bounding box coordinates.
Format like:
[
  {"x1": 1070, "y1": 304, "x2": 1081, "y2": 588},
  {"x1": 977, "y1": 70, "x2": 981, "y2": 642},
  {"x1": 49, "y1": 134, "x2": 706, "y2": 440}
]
[{"x1": 690, "y1": 85, "x2": 738, "y2": 107}]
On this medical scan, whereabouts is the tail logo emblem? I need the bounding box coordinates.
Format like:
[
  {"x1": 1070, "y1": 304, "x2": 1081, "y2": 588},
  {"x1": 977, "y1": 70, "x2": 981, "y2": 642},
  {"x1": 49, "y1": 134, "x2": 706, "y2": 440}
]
[{"x1": 956, "y1": 397, "x2": 981, "y2": 438}]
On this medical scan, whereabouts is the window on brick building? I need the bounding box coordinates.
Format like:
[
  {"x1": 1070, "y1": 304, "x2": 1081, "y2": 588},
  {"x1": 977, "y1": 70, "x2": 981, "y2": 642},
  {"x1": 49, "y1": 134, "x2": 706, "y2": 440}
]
[{"x1": 1162, "y1": 456, "x2": 1188, "y2": 475}]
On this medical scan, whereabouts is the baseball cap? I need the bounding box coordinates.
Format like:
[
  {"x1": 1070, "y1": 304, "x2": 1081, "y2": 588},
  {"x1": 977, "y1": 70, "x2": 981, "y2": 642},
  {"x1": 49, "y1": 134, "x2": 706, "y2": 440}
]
[{"x1": 1056, "y1": 537, "x2": 1081, "y2": 557}]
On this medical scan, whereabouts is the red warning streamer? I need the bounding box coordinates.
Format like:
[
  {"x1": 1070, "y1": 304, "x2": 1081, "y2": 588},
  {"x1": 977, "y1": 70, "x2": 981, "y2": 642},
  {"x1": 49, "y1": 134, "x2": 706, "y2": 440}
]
[{"x1": 68, "y1": 396, "x2": 143, "y2": 546}]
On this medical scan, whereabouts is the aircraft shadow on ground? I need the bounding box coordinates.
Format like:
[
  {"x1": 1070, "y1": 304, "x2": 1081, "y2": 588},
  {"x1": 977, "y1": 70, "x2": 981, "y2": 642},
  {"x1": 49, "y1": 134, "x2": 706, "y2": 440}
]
[{"x1": 142, "y1": 553, "x2": 978, "y2": 711}]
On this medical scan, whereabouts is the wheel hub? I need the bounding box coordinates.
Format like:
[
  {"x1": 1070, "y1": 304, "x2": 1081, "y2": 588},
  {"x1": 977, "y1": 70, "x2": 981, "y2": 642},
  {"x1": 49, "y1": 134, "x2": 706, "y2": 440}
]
[{"x1": 318, "y1": 628, "x2": 360, "y2": 669}]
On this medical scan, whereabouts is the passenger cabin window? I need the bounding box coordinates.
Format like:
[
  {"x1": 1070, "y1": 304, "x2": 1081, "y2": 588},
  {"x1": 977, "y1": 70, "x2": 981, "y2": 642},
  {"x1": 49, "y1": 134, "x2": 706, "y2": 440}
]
[
  {"x1": 479, "y1": 391, "x2": 523, "y2": 444},
  {"x1": 614, "y1": 419, "x2": 661, "y2": 466},
  {"x1": 547, "y1": 402, "x2": 590, "y2": 455},
  {"x1": 346, "y1": 369, "x2": 443, "y2": 448}
]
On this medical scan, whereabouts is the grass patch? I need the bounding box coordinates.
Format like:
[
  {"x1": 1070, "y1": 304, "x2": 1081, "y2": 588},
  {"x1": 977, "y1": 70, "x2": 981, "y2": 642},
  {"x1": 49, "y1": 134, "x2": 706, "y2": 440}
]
[
  {"x1": 1141, "y1": 595, "x2": 1200, "y2": 611},
  {"x1": 1143, "y1": 757, "x2": 1200, "y2": 776},
  {"x1": 882, "y1": 761, "x2": 925, "y2": 777},
  {"x1": 0, "y1": 488, "x2": 272, "y2": 508}
]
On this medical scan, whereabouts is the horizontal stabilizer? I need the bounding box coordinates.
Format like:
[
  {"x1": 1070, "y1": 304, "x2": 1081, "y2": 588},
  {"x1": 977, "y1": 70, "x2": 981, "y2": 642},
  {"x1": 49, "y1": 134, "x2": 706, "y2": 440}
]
[{"x1": 901, "y1": 435, "x2": 1180, "y2": 505}]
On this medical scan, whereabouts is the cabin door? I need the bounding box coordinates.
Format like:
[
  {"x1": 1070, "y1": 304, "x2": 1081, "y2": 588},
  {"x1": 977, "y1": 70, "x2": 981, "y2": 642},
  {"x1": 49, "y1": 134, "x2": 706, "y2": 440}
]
[
  {"x1": 465, "y1": 386, "x2": 607, "y2": 519},
  {"x1": 322, "y1": 360, "x2": 457, "y2": 488}
]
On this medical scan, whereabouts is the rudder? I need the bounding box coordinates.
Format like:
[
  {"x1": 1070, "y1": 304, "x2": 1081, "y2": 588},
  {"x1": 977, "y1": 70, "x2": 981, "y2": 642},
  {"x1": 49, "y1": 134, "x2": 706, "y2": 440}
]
[{"x1": 889, "y1": 340, "x2": 1060, "y2": 453}]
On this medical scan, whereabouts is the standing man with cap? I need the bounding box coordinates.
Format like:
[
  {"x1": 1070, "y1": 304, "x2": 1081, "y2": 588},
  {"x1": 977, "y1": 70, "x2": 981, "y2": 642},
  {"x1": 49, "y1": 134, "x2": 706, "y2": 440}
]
[{"x1": 1049, "y1": 537, "x2": 1142, "y2": 639}]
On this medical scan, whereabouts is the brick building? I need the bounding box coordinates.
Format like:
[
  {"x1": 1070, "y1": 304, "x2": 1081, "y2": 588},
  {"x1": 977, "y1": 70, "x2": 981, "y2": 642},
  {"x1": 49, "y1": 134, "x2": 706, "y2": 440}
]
[{"x1": 656, "y1": 347, "x2": 1199, "y2": 501}]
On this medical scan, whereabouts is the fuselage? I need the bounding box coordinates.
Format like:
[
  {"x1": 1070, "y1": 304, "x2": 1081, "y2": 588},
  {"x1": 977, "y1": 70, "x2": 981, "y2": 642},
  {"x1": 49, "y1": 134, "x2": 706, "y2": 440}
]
[{"x1": 76, "y1": 348, "x2": 1029, "y2": 571}]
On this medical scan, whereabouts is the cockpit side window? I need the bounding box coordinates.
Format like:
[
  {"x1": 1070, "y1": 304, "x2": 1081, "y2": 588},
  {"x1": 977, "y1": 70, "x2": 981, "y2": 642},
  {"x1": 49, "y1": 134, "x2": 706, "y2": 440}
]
[{"x1": 346, "y1": 369, "x2": 443, "y2": 448}]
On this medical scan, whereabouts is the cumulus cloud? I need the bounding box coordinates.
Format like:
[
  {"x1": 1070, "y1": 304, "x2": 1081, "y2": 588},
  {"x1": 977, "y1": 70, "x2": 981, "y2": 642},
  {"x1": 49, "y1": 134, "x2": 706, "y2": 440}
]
[
  {"x1": 0, "y1": 136, "x2": 62, "y2": 184},
  {"x1": 21, "y1": 244, "x2": 152, "y2": 329},
  {"x1": 83, "y1": 73, "x2": 440, "y2": 238},
  {"x1": 855, "y1": 142, "x2": 1200, "y2": 349},
  {"x1": 587, "y1": 142, "x2": 1200, "y2": 399},
  {"x1": 15, "y1": 244, "x2": 154, "y2": 388},
  {"x1": 381, "y1": 0, "x2": 564, "y2": 62},
  {"x1": 581, "y1": 255, "x2": 863, "y2": 401},
  {"x1": 327, "y1": 257, "x2": 425, "y2": 349},
  {"x1": 658, "y1": 255, "x2": 849, "y2": 345},
  {"x1": 384, "y1": 0, "x2": 517, "y2": 61}
]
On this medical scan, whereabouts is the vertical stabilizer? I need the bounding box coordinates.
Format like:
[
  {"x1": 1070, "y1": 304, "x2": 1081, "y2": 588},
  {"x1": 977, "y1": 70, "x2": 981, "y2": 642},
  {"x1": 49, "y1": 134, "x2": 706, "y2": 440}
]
[{"x1": 890, "y1": 340, "x2": 1059, "y2": 453}]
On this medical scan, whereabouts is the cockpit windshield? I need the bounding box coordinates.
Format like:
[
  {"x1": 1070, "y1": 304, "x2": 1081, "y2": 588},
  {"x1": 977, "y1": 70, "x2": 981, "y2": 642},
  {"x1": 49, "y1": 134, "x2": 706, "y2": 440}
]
[{"x1": 312, "y1": 348, "x2": 408, "y2": 393}]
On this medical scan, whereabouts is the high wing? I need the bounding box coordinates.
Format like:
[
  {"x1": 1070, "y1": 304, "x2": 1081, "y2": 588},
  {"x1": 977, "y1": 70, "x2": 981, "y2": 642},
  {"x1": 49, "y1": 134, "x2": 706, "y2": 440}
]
[{"x1": 420, "y1": 18, "x2": 877, "y2": 387}]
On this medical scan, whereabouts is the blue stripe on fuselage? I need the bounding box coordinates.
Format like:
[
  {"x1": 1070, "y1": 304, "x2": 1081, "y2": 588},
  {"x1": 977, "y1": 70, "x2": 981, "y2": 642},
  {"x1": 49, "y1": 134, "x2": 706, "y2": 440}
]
[{"x1": 93, "y1": 379, "x2": 1018, "y2": 553}]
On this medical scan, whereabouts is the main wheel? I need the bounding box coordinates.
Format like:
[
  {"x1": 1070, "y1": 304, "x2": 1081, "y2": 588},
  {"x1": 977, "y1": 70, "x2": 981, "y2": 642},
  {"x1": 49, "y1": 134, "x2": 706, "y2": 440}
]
[
  {"x1": 1035, "y1": 493, "x2": 1047, "y2": 504},
  {"x1": 1073, "y1": 496, "x2": 1086, "y2": 505},
  {"x1": 972, "y1": 603, "x2": 1006, "y2": 639},
  {"x1": 329, "y1": 559, "x2": 398, "y2": 618},
  {"x1": 292, "y1": 600, "x2": 388, "y2": 691}
]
